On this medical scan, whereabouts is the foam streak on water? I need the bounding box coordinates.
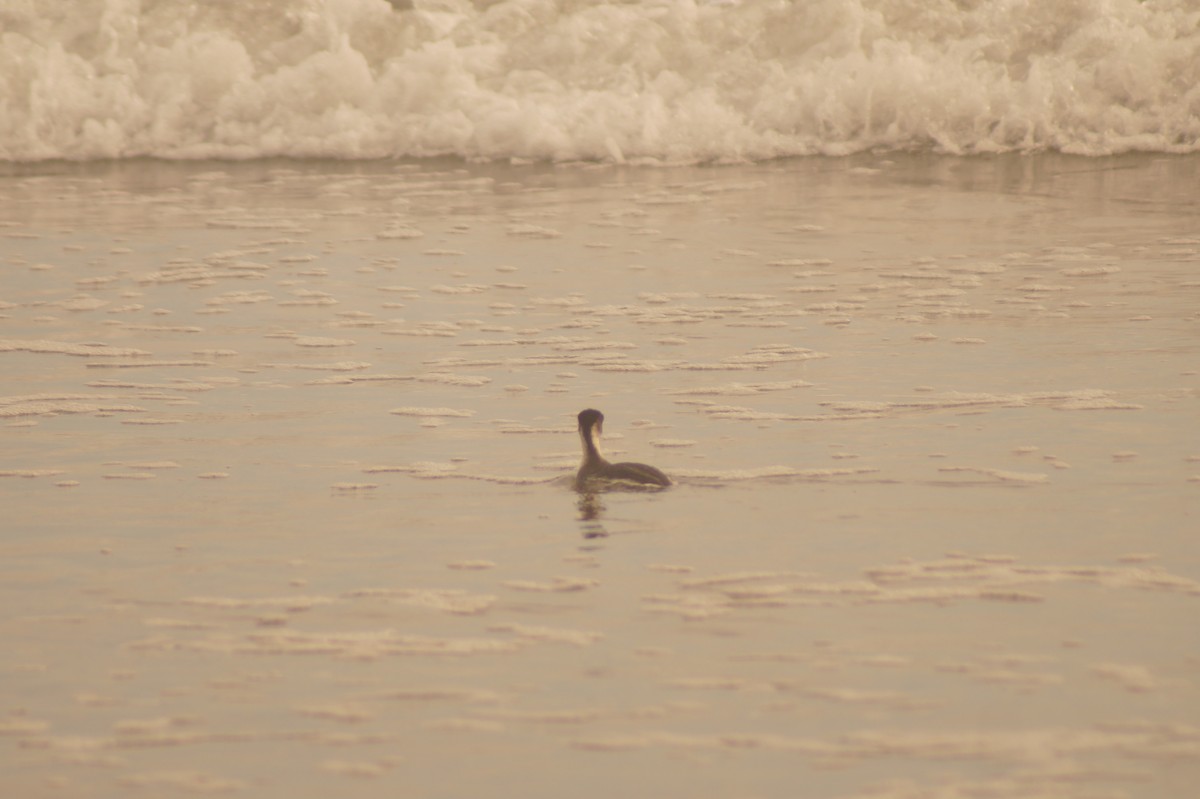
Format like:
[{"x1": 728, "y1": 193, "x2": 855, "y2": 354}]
[{"x1": 1, "y1": 0, "x2": 1198, "y2": 163}]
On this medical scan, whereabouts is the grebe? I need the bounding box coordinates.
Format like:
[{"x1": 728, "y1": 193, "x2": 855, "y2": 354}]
[{"x1": 575, "y1": 408, "x2": 671, "y2": 489}]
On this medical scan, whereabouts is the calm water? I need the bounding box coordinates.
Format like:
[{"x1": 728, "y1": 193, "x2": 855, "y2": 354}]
[{"x1": 2, "y1": 154, "x2": 1198, "y2": 798}]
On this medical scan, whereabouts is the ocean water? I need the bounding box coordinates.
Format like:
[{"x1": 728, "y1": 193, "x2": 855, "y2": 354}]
[
  {"x1": 2, "y1": 0, "x2": 1198, "y2": 163},
  {"x1": 2, "y1": 153, "x2": 1198, "y2": 798},
  {"x1": 3, "y1": 2, "x2": 1200, "y2": 798}
]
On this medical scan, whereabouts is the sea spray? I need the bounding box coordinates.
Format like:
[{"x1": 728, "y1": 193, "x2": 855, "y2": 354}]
[{"x1": 1, "y1": 0, "x2": 1198, "y2": 162}]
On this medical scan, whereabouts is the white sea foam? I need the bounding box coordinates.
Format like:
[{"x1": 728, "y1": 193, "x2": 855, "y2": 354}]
[
  {"x1": 0, "y1": 339, "x2": 150, "y2": 358},
  {"x1": 2, "y1": 0, "x2": 1196, "y2": 163},
  {"x1": 0, "y1": 393, "x2": 147, "y2": 418},
  {"x1": 672, "y1": 466, "x2": 881, "y2": 482},
  {"x1": 388, "y1": 406, "x2": 474, "y2": 418}
]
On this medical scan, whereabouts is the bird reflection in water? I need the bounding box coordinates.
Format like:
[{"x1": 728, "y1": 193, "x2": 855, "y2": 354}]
[{"x1": 576, "y1": 490, "x2": 608, "y2": 539}]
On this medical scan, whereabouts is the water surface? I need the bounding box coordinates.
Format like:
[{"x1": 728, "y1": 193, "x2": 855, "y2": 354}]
[{"x1": 2, "y1": 154, "x2": 1198, "y2": 798}]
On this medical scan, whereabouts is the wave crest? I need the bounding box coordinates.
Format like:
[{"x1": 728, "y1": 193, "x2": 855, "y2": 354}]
[{"x1": 3, "y1": 0, "x2": 1197, "y2": 162}]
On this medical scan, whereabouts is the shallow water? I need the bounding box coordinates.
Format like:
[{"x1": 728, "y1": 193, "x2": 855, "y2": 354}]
[{"x1": 2, "y1": 153, "x2": 1198, "y2": 798}]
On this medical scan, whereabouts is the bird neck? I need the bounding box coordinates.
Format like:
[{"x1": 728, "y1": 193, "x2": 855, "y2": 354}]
[{"x1": 579, "y1": 425, "x2": 608, "y2": 467}]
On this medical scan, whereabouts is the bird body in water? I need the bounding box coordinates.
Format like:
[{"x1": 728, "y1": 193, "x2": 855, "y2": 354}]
[{"x1": 575, "y1": 408, "x2": 671, "y2": 489}]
